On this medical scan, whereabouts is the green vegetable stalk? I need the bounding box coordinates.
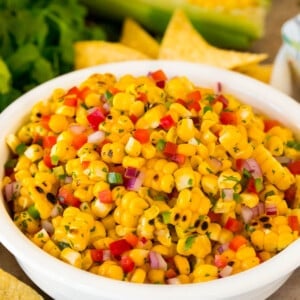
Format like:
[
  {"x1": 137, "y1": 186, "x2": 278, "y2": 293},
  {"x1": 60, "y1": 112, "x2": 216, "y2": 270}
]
[{"x1": 80, "y1": 0, "x2": 270, "y2": 50}]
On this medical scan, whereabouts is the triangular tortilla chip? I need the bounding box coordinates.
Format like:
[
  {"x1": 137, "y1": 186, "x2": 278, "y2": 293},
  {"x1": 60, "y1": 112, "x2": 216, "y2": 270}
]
[
  {"x1": 74, "y1": 41, "x2": 149, "y2": 69},
  {"x1": 234, "y1": 63, "x2": 273, "y2": 83},
  {"x1": 0, "y1": 268, "x2": 43, "y2": 300},
  {"x1": 158, "y1": 9, "x2": 267, "y2": 69},
  {"x1": 120, "y1": 18, "x2": 160, "y2": 58}
]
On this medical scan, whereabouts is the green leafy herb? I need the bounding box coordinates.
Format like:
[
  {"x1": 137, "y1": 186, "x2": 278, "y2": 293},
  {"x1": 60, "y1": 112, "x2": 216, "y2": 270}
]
[
  {"x1": 184, "y1": 234, "x2": 197, "y2": 251},
  {"x1": 286, "y1": 141, "x2": 300, "y2": 151},
  {"x1": 16, "y1": 143, "x2": 27, "y2": 155}
]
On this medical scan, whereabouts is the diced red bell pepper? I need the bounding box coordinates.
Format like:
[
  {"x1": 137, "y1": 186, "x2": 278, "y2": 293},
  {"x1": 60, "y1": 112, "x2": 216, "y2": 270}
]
[
  {"x1": 284, "y1": 184, "x2": 297, "y2": 206},
  {"x1": 64, "y1": 95, "x2": 78, "y2": 107},
  {"x1": 120, "y1": 255, "x2": 135, "y2": 273},
  {"x1": 109, "y1": 239, "x2": 132, "y2": 256},
  {"x1": 288, "y1": 215, "x2": 300, "y2": 231},
  {"x1": 98, "y1": 189, "x2": 113, "y2": 203},
  {"x1": 149, "y1": 69, "x2": 167, "y2": 82},
  {"x1": 263, "y1": 119, "x2": 281, "y2": 132},
  {"x1": 43, "y1": 136, "x2": 57, "y2": 149},
  {"x1": 133, "y1": 129, "x2": 150, "y2": 144},
  {"x1": 229, "y1": 235, "x2": 247, "y2": 251},
  {"x1": 160, "y1": 114, "x2": 176, "y2": 130},
  {"x1": 136, "y1": 93, "x2": 148, "y2": 102},
  {"x1": 214, "y1": 94, "x2": 229, "y2": 109},
  {"x1": 90, "y1": 249, "x2": 104, "y2": 263},
  {"x1": 40, "y1": 115, "x2": 51, "y2": 130},
  {"x1": 186, "y1": 90, "x2": 201, "y2": 102},
  {"x1": 129, "y1": 114, "x2": 138, "y2": 124},
  {"x1": 208, "y1": 211, "x2": 222, "y2": 223},
  {"x1": 43, "y1": 153, "x2": 54, "y2": 168},
  {"x1": 214, "y1": 254, "x2": 228, "y2": 268},
  {"x1": 287, "y1": 160, "x2": 300, "y2": 175},
  {"x1": 72, "y1": 133, "x2": 87, "y2": 150},
  {"x1": 58, "y1": 186, "x2": 81, "y2": 207},
  {"x1": 163, "y1": 141, "x2": 178, "y2": 156},
  {"x1": 87, "y1": 107, "x2": 106, "y2": 130},
  {"x1": 176, "y1": 98, "x2": 186, "y2": 106},
  {"x1": 170, "y1": 153, "x2": 185, "y2": 165},
  {"x1": 125, "y1": 233, "x2": 139, "y2": 247},
  {"x1": 220, "y1": 111, "x2": 238, "y2": 125},
  {"x1": 187, "y1": 100, "x2": 201, "y2": 112},
  {"x1": 224, "y1": 217, "x2": 243, "y2": 233}
]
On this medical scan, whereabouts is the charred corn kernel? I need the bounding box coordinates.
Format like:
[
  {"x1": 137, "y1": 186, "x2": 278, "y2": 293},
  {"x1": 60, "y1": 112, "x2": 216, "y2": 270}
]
[
  {"x1": 148, "y1": 269, "x2": 165, "y2": 284},
  {"x1": 49, "y1": 114, "x2": 69, "y2": 133},
  {"x1": 201, "y1": 174, "x2": 219, "y2": 195},
  {"x1": 177, "y1": 118, "x2": 195, "y2": 142},
  {"x1": 60, "y1": 248, "x2": 82, "y2": 268},
  {"x1": 174, "y1": 167, "x2": 195, "y2": 191},
  {"x1": 192, "y1": 264, "x2": 218, "y2": 282},
  {"x1": 174, "y1": 255, "x2": 190, "y2": 275},
  {"x1": 42, "y1": 239, "x2": 61, "y2": 258},
  {"x1": 240, "y1": 192, "x2": 259, "y2": 208},
  {"x1": 24, "y1": 144, "x2": 43, "y2": 162},
  {"x1": 113, "y1": 92, "x2": 135, "y2": 111},
  {"x1": 125, "y1": 137, "x2": 142, "y2": 157},
  {"x1": 130, "y1": 268, "x2": 146, "y2": 283}
]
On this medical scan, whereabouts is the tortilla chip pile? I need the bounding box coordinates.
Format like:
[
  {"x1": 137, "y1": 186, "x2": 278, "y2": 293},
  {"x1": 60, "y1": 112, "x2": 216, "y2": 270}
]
[
  {"x1": 74, "y1": 9, "x2": 272, "y2": 83},
  {"x1": 0, "y1": 268, "x2": 43, "y2": 300}
]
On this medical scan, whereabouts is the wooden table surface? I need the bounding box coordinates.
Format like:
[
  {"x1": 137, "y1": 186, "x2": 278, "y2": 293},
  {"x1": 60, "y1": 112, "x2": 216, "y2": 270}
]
[{"x1": 1, "y1": 0, "x2": 300, "y2": 299}]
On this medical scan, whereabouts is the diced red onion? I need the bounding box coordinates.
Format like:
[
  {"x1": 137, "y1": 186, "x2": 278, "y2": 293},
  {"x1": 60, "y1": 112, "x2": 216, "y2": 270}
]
[
  {"x1": 265, "y1": 203, "x2": 277, "y2": 216},
  {"x1": 149, "y1": 251, "x2": 168, "y2": 271},
  {"x1": 124, "y1": 167, "x2": 139, "y2": 178},
  {"x1": 242, "y1": 158, "x2": 262, "y2": 179},
  {"x1": 41, "y1": 221, "x2": 54, "y2": 235},
  {"x1": 125, "y1": 172, "x2": 144, "y2": 191},
  {"x1": 69, "y1": 124, "x2": 86, "y2": 135},
  {"x1": 87, "y1": 130, "x2": 105, "y2": 144},
  {"x1": 218, "y1": 243, "x2": 229, "y2": 254},
  {"x1": 241, "y1": 206, "x2": 254, "y2": 223},
  {"x1": 4, "y1": 181, "x2": 20, "y2": 202},
  {"x1": 257, "y1": 202, "x2": 265, "y2": 215},
  {"x1": 102, "y1": 102, "x2": 111, "y2": 113},
  {"x1": 50, "y1": 203, "x2": 63, "y2": 218},
  {"x1": 64, "y1": 176, "x2": 73, "y2": 184},
  {"x1": 275, "y1": 156, "x2": 292, "y2": 165},
  {"x1": 219, "y1": 265, "x2": 233, "y2": 278},
  {"x1": 167, "y1": 277, "x2": 181, "y2": 285},
  {"x1": 222, "y1": 188, "x2": 234, "y2": 201},
  {"x1": 216, "y1": 82, "x2": 222, "y2": 93},
  {"x1": 102, "y1": 249, "x2": 111, "y2": 261}
]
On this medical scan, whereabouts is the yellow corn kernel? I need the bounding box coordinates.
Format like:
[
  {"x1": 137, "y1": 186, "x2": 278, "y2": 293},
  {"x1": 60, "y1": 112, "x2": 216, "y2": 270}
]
[
  {"x1": 264, "y1": 231, "x2": 278, "y2": 252},
  {"x1": 250, "y1": 230, "x2": 264, "y2": 250},
  {"x1": 91, "y1": 199, "x2": 113, "y2": 218},
  {"x1": 135, "y1": 104, "x2": 167, "y2": 129},
  {"x1": 84, "y1": 160, "x2": 108, "y2": 181},
  {"x1": 208, "y1": 223, "x2": 222, "y2": 241},
  {"x1": 81, "y1": 250, "x2": 93, "y2": 270},
  {"x1": 60, "y1": 248, "x2": 82, "y2": 268},
  {"x1": 277, "y1": 232, "x2": 295, "y2": 251},
  {"x1": 129, "y1": 249, "x2": 149, "y2": 266},
  {"x1": 266, "y1": 135, "x2": 284, "y2": 156},
  {"x1": 129, "y1": 101, "x2": 145, "y2": 117},
  {"x1": 177, "y1": 118, "x2": 195, "y2": 142},
  {"x1": 177, "y1": 235, "x2": 211, "y2": 258},
  {"x1": 214, "y1": 199, "x2": 236, "y2": 214},
  {"x1": 125, "y1": 137, "x2": 142, "y2": 157},
  {"x1": 144, "y1": 205, "x2": 160, "y2": 220},
  {"x1": 122, "y1": 156, "x2": 146, "y2": 169},
  {"x1": 218, "y1": 228, "x2": 234, "y2": 244},
  {"x1": 148, "y1": 269, "x2": 165, "y2": 284},
  {"x1": 240, "y1": 192, "x2": 259, "y2": 208},
  {"x1": 89, "y1": 221, "x2": 106, "y2": 243},
  {"x1": 101, "y1": 214, "x2": 116, "y2": 230},
  {"x1": 174, "y1": 167, "x2": 195, "y2": 191},
  {"x1": 32, "y1": 228, "x2": 50, "y2": 248},
  {"x1": 48, "y1": 114, "x2": 69, "y2": 133},
  {"x1": 130, "y1": 268, "x2": 146, "y2": 283},
  {"x1": 176, "y1": 189, "x2": 192, "y2": 210},
  {"x1": 236, "y1": 246, "x2": 256, "y2": 261},
  {"x1": 51, "y1": 140, "x2": 77, "y2": 163},
  {"x1": 6, "y1": 134, "x2": 22, "y2": 154},
  {"x1": 93, "y1": 237, "x2": 114, "y2": 249},
  {"x1": 192, "y1": 264, "x2": 218, "y2": 282},
  {"x1": 177, "y1": 274, "x2": 191, "y2": 284},
  {"x1": 177, "y1": 143, "x2": 196, "y2": 156},
  {"x1": 151, "y1": 245, "x2": 170, "y2": 256},
  {"x1": 85, "y1": 92, "x2": 101, "y2": 107},
  {"x1": 23, "y1": 144, "x2": 43, "y2": 162},
  {"x1": 174, "y1": 255, "x2": 190, "y2": 275},
  {"x1": 241, "y1": 256, "x2": 260, "y2": 271},
  {"x1": 92, "y1": 181, "x2": 110, "y2": 197},
  {"x1": 141, "y1": 143, "x2": 156, "y2": 159},
  {"x1": 160, "y1": 174, "x2": 175, "y2": 193},
  {"x1": 218, "y1": 169, "x2": 241, "y2": 190},
  {"x1": 201, "y1": 174, "x2": 219, "y2": 195},
  {"x1": 258, "y1": 251, "x2": 272, "y2": 262},
  {"x1": 113, "y1": 92, "x2": 135, "y2": 111},
  {"x1": 169, "y1": 103, "x2": 192, "y2": 118},
  {"x1": 43, "y1": 239, "x2": 61, "y2": 258}
]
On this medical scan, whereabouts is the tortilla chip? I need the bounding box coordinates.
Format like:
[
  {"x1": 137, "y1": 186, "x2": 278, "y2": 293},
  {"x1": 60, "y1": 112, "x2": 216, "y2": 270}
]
[
  {"x1": 158, "y1": 9, "x2": 267, "y2": 69},
  {"x1": 0, "y1": 268, "x2": 43, "y2": 300},
  {"x1": 120, "y1": 18, "x2": 160, "y2": 58},
  {"x1": 235, "y1": 63, "x2": 273, "y2": 83},
  {"x1": 74, "y1": 41, "x2": 149, "y2": 69}
]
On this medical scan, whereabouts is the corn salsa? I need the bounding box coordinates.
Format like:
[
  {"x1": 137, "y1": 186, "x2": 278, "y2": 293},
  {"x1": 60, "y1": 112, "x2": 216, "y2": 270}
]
[{"x1": 3, "y1": 69, "x2": 300, "y2": 284}]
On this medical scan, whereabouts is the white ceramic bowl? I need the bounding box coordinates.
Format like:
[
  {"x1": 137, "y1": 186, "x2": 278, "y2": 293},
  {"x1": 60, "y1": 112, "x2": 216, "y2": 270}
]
[{"x1": 0, "y1": 60, "x2": 300, "y2": 300}]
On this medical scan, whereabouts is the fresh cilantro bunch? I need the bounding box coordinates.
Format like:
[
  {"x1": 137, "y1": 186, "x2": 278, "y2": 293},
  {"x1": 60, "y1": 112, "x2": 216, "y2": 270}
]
[{"x1": 0, "y1": 0, "x2": 107, "y2": 111}]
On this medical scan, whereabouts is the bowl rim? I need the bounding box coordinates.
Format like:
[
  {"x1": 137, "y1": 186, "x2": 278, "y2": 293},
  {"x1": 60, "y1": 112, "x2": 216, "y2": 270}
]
[{"x1": 1, "y1": 60, "x2": 300, "y2": 299}]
